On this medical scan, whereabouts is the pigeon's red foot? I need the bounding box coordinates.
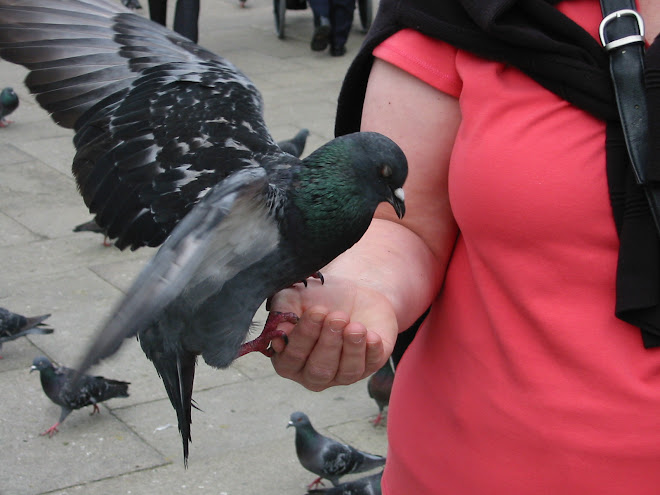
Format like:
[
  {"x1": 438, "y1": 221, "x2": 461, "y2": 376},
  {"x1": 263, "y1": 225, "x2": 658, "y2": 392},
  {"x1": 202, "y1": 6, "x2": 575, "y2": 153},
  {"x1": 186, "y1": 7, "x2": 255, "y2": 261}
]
[
  {"x1": 237, "y1": 311, "x2": 299, "y2": 358},
  {"x1": 307, "y1": 477, "x2": 326, "y2": 490},
  {"x1": 90, "y1": 404, "x2": 100, "y2": 415},
  {"x1": 0, "y1": 118, "x2": 13, "y2": 128},
  {"x1": 102, "y1": 236, "x2": 112, "y2": 247},
  {"x1": 371, "y1": 412, "x2": 384, "y2": 427},
  {"x1": 40, "y1": 422, "x2": 60, "y2": 438}
]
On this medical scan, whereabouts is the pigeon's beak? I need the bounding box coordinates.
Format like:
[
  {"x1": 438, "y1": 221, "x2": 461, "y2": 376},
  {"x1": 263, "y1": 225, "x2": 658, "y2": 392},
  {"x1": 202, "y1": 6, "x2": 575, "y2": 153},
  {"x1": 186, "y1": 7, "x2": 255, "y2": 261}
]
[
  {"x1": 387, "y1": 187, "x2": 406, "y2": 219},
  {"x1": 30, "y1": 365, "x2": 37, "y2": 373},
  {"x1": 287, "y1": 421, "x2": 294, "y2": 429}
]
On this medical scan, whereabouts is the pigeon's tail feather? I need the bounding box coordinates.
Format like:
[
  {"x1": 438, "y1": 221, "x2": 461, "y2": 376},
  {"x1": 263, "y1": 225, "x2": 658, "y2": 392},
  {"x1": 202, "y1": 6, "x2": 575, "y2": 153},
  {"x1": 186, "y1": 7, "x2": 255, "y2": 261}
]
[
  {"x1": 73, "y1": 219, "x2": 104, "y2": 233},
  {"x1": 1, "y1": 313, "x2": 54, "y2": 342},
  {"x1": 23, "y1": 313, "x2": 52, "y2": 329},
  {"x1": 103, "y1": 378, "x2": 130, "y2": 398},
  {"x1": 21, "y1": 326, "x2": 54, "y2": 337},
  {"x1": 147, "y1": 342, "x2": 196, "y2": 465},
  {"x1": 277, "y1": 128, "x2": 310, "y2": 158},
  {"x1": 354, "y1": 451, "x2": 386, "y2": 473}
]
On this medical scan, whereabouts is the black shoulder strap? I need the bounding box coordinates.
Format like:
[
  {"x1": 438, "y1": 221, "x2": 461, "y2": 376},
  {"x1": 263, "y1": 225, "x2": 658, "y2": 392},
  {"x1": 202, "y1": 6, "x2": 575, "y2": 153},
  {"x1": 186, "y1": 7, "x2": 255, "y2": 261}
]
[{"x1": 599, "y1": 0, "x2": 660, "y2": 236}]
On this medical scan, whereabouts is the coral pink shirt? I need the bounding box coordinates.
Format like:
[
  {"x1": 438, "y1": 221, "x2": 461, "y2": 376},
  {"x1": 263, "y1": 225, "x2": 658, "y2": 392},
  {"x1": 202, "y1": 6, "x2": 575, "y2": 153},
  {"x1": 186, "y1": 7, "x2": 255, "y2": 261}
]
[{"x1": 375, "y1": 2, "x2": 660, "y2": 494}]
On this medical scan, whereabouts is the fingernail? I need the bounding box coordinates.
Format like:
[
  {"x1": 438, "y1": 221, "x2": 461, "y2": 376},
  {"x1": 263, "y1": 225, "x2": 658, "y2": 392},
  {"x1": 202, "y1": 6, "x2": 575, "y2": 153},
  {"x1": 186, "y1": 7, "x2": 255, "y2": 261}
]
[
  {"x1": 329, "y1": 319, "x2": 347, "y2": 333},
  {"x1": 310, "y1": 312, "x2": 325, "y2": 324},
  {"x1": 348, "y1": 332, "x2": 364, "y2": 344}
]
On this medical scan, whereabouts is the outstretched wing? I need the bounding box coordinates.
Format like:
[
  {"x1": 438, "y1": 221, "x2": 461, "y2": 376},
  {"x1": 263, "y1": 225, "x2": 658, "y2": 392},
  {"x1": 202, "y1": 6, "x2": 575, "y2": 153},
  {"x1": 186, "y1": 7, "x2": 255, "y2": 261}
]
[
  {"x1": 0, "y1": 0, "x2": 282, "y2": 249},
  {"x1": 76, "y1": 167, "x2": 281, "y2": 375}
]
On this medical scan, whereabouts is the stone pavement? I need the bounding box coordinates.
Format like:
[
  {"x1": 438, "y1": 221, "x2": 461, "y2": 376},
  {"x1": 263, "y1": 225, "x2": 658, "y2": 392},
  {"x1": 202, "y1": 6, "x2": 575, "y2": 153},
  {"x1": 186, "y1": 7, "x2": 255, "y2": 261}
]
[{"x1": 0, "y1": 1, "x2": 388, "y2": 493}]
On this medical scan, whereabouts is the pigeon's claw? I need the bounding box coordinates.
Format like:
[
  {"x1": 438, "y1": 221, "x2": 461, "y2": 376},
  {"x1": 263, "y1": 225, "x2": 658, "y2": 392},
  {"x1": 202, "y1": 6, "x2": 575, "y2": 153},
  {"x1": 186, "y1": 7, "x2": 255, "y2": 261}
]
[
  {"x1": 40, "y1": 423, "x2": 60, "y2": 438},
  {"x1": 297, "y1": 271, "x2": 325, "y2": 288},
  {"x1": 90, "y1": 404, "x2": 100, "y2": 415},
  {"x1": 237, "y1": 311, "x2": 298, "y2": 358},
  {"x1": 0, "y1": 118, "x2": 12, "y2": 128},
  {"x1": 102, "y1": 236, "x2": 112, "y2": 247}
]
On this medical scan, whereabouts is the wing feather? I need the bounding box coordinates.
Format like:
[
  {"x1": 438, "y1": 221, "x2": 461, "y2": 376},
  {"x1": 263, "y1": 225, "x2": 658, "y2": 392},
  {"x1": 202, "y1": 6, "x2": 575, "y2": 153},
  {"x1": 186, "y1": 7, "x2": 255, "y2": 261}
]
[
  {"x1": 0, "y1": 0, "x2": 286, "y2": 250},
  {"x1": 76, "y1": 167, "x2": 280, "y2": 375}
]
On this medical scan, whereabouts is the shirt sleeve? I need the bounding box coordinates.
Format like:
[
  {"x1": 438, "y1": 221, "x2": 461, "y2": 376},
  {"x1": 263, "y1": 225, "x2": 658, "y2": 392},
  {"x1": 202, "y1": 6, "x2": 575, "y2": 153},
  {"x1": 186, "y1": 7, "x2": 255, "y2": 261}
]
[{"x1": 373, "y1": 28, "x2": 462, "y2": 98}]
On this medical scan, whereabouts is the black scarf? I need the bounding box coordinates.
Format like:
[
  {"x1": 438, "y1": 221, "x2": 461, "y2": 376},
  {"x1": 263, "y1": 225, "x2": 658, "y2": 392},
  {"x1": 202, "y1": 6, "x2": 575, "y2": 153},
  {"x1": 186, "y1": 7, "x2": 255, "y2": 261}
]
[{"x1": 335, "y1": 0, "x2": 660, "y2": 347}]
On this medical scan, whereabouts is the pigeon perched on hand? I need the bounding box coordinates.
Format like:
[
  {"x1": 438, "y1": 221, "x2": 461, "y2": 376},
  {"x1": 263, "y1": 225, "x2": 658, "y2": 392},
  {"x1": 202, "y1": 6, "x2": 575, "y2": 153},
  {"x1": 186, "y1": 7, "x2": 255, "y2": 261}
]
[
  {"x1": 367, "y1": 358, "x2": 394, "y2": 426},
  {"x1": 30, "y1": 356, "x2": 130, "y2": 437},
  {"x1": 0, "y1": 307, "x2": 53, "y2": 356},
  {"x1": 0, "y1": 0, "x2": 407, "y2": 465},
  {"x1": 277, "y1": 128, "x2": 310, "y2": 158},
  {"x1": 0, "y1": 87, "x2": 18, "y2": 127},
  {"x1": 307, "y1": 471, "x2": 383, "y2": 495},
  {"x1": 288, "y1": 412, "x2": 386, "y2": 489}
]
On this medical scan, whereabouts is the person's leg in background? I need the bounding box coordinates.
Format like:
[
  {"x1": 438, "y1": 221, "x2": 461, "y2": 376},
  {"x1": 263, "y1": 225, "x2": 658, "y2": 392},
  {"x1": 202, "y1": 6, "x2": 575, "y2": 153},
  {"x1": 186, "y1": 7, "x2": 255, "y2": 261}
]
[
  {"x1": 148, "y1": 0, "x2": 167, "y2": 25},
  {"x1": 308, "y1": 0, "x2": 331, "y2": 52},
  {"x1": 173, "y1": 0, "x2": 200, "y2": 43},
  {"x1": 329, "y1": 0, "x2": 355, "y2": 56}
]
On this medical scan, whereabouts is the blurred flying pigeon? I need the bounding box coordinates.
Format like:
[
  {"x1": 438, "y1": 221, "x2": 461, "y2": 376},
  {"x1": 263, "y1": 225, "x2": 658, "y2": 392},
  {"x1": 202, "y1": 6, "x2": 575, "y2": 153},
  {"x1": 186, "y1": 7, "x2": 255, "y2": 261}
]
[
  {"x1": 0, "y1": 87, "x2": 18, "y2": 127},
  {"x1": 30, "y1": 356, "x2": 129, "y2": 437},
  {"x1": 367, "y1": 358, "x2": 394, "y2": 426},
  {"x1": 277, "y1": 128, "x2": 310, "y2": 158},
  {"x1": 73, "y1": 218, "x2": 112, "y2": 246},
  {"x1": 0, "y1": 0, "x2": 407, "y2": 464},
  {"x1": 307, "y1": 471, "x2": 383, "y2": 495},
  {"x1": 0, "y1": 307, "x2": 53, "y2": 355},
  {"x1": 288, "y1": 411, "x2": 386, "y2": 488}
]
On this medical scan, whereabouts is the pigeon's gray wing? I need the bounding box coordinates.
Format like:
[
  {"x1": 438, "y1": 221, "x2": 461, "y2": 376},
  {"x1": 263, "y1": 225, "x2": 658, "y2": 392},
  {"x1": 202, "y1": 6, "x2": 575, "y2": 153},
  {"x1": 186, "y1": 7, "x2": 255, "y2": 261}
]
[
  {"x1": 76, "y1": 167, "x2": 280, "y2": 375},
  {"x1": 0, "y1": 0, "x2": 284, "y2": 250},
  {"x1": 61, "y1": 368, "x2": 129, "y2": 409}
]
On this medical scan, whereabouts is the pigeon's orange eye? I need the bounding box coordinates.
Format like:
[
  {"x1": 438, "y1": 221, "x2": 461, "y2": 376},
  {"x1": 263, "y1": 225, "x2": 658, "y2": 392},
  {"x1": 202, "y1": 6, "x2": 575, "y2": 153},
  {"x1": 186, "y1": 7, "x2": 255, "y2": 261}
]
[{"x1": 379, "y1": 164, "x2": 392, "y2": 178}]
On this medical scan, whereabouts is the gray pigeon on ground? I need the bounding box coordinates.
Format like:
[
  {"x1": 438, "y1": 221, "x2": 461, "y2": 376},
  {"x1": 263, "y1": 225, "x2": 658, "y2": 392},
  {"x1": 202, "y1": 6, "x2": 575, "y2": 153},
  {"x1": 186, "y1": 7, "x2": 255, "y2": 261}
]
[
  {"x1": 73, "y1": 218, "x2": 113, "y2": 246},
  {"x1": 307, "y1": 471, "x2": 383, "y2": 495},
  {"x1": 277, "y1": 128, "x2": 310, "y2": 158},
  {"x1": 0, "y1": 0, "x2": 407, "y2": 465},
  {"x1": 30, "y1": 356, "x2": 130, "y2": 437},
  {"x1": 0, "y1": 307, "x2": 53, "y2": 355},
  {"x1": 367, "y1": 358, "x2": 394, "y2": 426},
  {"x1": 288, "y1": 412, "x2": 386, "y2": 489},
  {"x1": 0, "y1": 87, "x2": 18, "y2": 127}
]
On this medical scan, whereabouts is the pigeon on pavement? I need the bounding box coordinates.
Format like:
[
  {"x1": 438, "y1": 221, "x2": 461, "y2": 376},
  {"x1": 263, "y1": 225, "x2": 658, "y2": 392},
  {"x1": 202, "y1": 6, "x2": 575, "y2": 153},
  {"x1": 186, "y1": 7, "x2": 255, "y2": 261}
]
[
  {"x1": 30, "y1": 356, "x2": 130, "y2": 437},
  {"x1": 0, "y1": 87, "x2": 18, "y2": 127},
  {"x1": 73, "y1": 218, "x2": 113, "y2": 246},
  {"x1": 121, "y1": 0, "x2": 142, "y2": 9},
  {"x1": 0, "y1": 307, "x2": 53, "y2": 355},
  {"x1": 367, "y1": 358, "x2": 394, "y2": 426},
  {"x1": 0, "y1": 0, "x2": 407, "y2": 464},
  {"x1": 277, "y1": 128, "x2": 310, "y2": 158},
  {"x1": 288, "y1": 411, "x2": 386, "y2": 488},
  {"x1": 307, "y1": 471, "x2": 383, "y2": 495}
]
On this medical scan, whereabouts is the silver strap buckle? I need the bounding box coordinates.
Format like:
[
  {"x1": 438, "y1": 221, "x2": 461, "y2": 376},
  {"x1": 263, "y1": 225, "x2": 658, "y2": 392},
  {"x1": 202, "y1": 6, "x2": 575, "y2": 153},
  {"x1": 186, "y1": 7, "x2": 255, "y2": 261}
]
[{"x1": 599, "y1": 9, "x2": 645, "y2": 51}]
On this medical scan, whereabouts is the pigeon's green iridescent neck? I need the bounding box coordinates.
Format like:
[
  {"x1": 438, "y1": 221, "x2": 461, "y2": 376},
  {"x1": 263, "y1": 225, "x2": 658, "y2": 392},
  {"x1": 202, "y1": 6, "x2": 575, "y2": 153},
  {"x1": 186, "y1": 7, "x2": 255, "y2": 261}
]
[{"x1": 292, "y1": 149, "x2": 374, "y2": 246}]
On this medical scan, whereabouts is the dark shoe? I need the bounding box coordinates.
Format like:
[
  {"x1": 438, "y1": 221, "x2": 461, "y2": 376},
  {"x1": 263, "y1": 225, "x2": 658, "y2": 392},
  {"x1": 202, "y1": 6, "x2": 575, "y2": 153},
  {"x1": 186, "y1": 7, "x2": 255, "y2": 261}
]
[
  {"x1": 311, "y1": 17, "x2": 331, "y2": 51},
  {"x1": 330, "y1": 44, "x2": 346, "y2": 56}
]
